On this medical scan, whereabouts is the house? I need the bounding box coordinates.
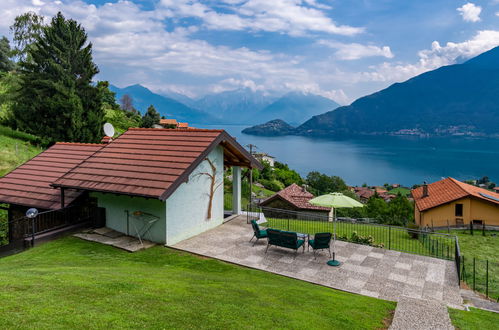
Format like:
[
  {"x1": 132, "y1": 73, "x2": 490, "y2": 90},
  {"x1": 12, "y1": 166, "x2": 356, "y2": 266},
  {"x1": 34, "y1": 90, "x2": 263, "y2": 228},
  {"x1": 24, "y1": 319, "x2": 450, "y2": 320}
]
[
  {"x1": 253, "y1": 153, "x2": 275, "y2": 167},
  {"x1": 0, "y1": 128, "x2": 261, "y2": 245},
  {"x1": 159, "y1": 118, "x2": 190, "y2": 129},
  {"x1": 259, "y1": 184, "x2": 330, "y2": 216},
  {"x1": 412, "y1": 177, "x2": 499, "y2": 227},
  {"x1": 352, "y1": 187, "x2": 374, "y2": 203}
]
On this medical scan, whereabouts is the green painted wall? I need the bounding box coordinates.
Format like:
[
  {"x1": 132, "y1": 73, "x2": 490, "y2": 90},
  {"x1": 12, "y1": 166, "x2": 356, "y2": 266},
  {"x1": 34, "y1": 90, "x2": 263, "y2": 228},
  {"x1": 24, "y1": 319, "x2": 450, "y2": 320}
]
[{"x1": 91, "y1": 193, "x2": 166, "y2": 244}]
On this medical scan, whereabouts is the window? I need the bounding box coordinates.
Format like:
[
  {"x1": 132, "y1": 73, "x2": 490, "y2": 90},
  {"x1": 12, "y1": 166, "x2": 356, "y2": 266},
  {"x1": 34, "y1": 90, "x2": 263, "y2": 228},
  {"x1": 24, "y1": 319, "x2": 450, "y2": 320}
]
[{"x1": 455, "y1": 204, "x2": 463, "y2": 217}]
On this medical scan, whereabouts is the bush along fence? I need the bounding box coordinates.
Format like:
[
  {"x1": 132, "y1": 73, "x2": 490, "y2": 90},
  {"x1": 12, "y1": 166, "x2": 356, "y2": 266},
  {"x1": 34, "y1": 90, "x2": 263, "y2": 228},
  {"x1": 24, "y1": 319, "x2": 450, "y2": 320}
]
[
  {"x1": 247, "y1": 205, "x2": 457, "y2": 261},
  {"x1": 459, "y1": 255, "x2": 498, "y2": 302}
]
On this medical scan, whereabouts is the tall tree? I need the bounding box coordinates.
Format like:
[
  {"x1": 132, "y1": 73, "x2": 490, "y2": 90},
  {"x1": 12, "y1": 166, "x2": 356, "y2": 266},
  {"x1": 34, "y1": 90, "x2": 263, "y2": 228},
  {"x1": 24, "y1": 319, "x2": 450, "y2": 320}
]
[
  {"x1": 12, "y1": 12, "x2": 103, "y2": 143},
  {"x1": 9, "y1": 12, "x2": 45, "y2": 61},
  {"x1": 141, "y1": 105, "x2": 160, "y2": 128},
  {"x1": 97, "y1": 81, "x2": 120, "y2": 110},
  {"x1": 120, "y1": 94, "x2": 134, "y2": 112},
  {"x1": 0, "y1": 37, "x2": 14, "y2": 73}
]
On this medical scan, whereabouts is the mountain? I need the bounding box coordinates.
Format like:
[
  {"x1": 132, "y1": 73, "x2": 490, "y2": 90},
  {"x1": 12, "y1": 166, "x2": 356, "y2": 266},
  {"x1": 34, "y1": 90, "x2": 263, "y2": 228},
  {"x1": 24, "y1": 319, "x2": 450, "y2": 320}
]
[
  {"x1": 257, "y1": 92, "x2": 340, "y2": 125},
  {"x1": 296, "y1": 46, "x2": 499, "y2": 137},
  {"x1": 242, "y1": 119, "x2": 296, "y2": 136},
  {"x1": 193, "y1": 88, "x2": 278, "y2": 124},
  {"x1": 110, "y1": 84, "x2": 218, "y2": 124}
]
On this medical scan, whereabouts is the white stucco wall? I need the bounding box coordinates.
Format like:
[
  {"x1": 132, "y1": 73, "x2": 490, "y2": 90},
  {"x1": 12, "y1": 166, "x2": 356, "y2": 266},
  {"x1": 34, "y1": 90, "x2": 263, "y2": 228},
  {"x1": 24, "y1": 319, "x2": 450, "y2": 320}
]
[
  {"x1": 165, "y1": 146, "x2": 224, "y2": 245},
  {"x1": 91, "y1": 192, "x2": 167, "y2": 244}
]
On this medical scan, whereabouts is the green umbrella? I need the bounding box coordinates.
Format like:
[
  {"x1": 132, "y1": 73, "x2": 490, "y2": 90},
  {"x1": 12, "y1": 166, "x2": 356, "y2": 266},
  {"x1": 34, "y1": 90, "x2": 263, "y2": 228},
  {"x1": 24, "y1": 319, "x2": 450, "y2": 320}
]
[{"x1": 309, "y1": 192, "x2": 364, "y2": 266}]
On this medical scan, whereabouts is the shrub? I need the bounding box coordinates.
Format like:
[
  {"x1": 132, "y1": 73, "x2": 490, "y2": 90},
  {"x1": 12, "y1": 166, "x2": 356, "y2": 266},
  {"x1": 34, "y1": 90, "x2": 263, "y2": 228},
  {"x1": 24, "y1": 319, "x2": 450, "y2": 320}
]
[
  {"x1": 406, "y1": 222, "x2": 419, "y2": 239},
  {"x1": 339, "y1": 231, "x2": 384, "y2": 248},
  {"x1": 259, "y1": 179, "x2": 284, "y2": 192}
]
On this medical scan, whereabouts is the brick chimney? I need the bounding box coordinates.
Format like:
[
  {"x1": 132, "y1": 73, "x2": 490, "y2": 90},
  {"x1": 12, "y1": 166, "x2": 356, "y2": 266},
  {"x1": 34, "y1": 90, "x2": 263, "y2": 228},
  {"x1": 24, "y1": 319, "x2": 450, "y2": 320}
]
[{"x1": 422, "y1": 182, "x2": 429, "y2": 198}]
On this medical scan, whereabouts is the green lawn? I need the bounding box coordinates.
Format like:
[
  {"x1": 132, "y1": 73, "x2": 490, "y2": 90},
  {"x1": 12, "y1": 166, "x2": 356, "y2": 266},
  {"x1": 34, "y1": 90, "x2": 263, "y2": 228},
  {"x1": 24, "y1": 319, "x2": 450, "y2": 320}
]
[
  {"x1": 0, "y1": 133, "x2": 43, "y2": 177},
  {"x1": 449, "y1": 307, "x2": 499, "y2": 330},
  {"x1": 388, "y1": 187, "x2": 411, "y2": 197},
  {"x1": 447, "y1": 229, "x2": 499, "y2": 300},
  {"x1": 264, "y1": 218, "x2": 456, "y2": 260},
  {"x1": 0, "y1": 237, "x2": 395, "y2": 329}
]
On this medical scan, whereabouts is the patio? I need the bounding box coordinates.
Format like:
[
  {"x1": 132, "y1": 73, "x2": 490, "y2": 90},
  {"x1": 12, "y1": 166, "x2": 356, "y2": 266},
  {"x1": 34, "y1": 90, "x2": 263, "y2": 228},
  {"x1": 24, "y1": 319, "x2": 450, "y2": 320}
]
[{"x1": 173, "y1": 215, "x2": 463, "y2": 307}]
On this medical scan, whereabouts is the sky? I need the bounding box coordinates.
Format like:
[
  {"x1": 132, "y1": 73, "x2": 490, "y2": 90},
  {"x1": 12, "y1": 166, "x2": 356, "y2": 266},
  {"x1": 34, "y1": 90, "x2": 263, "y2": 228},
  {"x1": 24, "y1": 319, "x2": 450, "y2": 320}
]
[{"x1": 1, "y1": 0, "x2": 499, "y2": 104}]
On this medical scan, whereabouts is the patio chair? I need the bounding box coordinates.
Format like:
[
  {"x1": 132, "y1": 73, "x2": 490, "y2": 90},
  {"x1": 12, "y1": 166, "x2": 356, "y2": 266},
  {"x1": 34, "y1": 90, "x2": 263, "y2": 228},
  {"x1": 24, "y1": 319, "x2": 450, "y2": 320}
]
[
  {"x1": 265, "y1": 229, "x2": 305, "y2": 254},
  {"x1": 250, "y1": 220, "x2": 267, "y2": 246},
  {"x1": 308, "y1": 232, "x2": 332, "y2": 258}
]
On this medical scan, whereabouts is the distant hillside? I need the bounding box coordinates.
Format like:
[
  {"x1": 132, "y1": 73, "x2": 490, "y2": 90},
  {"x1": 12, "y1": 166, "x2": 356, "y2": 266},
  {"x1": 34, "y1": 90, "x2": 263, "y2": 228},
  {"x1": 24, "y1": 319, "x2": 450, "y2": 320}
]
[
  {"x1": 257, "y1": 92, "x2": 340, "y2": 125},
  {"x1": 297, "y1": 46, "x2": 499, "y2": 137},
  {"x1": 110, "y1": 84, "x2": 218, "y2": 124},
  {"x1": 193, "y1": 88, "x2": 277, "y2": 124},
  {"x1": 242, "y1": 119, "x2": 295, "y2": 136}
]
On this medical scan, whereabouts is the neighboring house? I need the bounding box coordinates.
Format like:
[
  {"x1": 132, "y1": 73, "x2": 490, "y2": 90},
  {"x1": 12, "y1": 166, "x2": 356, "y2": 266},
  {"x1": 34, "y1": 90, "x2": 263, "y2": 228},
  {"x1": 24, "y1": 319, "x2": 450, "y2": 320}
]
[
  {"x1": 253, "y1": 153, "x2": 275, "y2": 167},
  {"x1": 159, "y1": 118, "x2": 189, "y2": 129},
  {"x1": 412, "y1": 177, "x2": 499, "y2": 228},
  {"x1": 0, "y1": 128, "x2": 261, "y2": 245},
  {"x1": 259, "y1": 183, "x2": 330, "y2": 217},
  {"x1": 353, "y1": 187, "x2": 374, "y2": 203}
]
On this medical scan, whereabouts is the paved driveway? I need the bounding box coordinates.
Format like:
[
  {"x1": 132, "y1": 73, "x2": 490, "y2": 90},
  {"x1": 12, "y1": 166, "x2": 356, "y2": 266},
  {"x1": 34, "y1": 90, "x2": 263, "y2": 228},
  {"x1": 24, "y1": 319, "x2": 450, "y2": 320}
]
[{"x1": 173, "y1": 216, "x2": 462, "y2": 308}]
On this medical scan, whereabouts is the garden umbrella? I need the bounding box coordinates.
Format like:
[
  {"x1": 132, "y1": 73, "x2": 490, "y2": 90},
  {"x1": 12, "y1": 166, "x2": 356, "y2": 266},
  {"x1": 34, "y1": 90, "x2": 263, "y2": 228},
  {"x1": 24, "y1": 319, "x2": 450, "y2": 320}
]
[{"x1": 309, "y1": 193, "x2": 364, "y2": 266}]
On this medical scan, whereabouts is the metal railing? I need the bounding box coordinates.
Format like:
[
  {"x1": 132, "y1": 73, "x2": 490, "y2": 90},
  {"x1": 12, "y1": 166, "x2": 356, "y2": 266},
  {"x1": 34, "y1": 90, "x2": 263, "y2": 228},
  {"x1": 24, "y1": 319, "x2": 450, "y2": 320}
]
[
  {"x1": 248, "y1": 205, "x2": 457, "y2": 261},
  {"x1": 460, "y1": 256, "x2": 498, "y2": 301},
  {"x1": 1, "y1": 205, "x2": 96, "y2": 250}
]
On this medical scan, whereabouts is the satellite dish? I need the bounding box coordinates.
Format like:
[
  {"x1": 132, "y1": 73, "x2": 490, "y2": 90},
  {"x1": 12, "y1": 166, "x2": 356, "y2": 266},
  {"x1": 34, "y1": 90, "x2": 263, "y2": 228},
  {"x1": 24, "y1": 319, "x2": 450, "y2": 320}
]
[
  {"x1": 103, "y1": 123, "x2": 115, "y2": 138},
  {"x1": 26, "y1": 208, "x2": 39, "y2": 219}
]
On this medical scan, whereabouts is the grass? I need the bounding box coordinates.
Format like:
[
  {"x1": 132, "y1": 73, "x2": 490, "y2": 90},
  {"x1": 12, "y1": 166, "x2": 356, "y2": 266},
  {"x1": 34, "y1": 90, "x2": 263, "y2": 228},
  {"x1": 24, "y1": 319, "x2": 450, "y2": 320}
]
[
  {"x1": 0, "y1": 237, "x2": 395, "y2": 329},
  {"x1": 0, "y1": 133, "x2": 43, "y2": 177},
  {"x1": 448, "y1": 307, "x2": 499, "y2": 330},
  {"x1": 388, "y1": 187, "x2": 410, "y2": 197},
  {"x1": 264, "y1": 218, "x2": 456, "y2": 260},
  {"x1": 446, "y1": 229, "x2": 499, "y2": 300}
]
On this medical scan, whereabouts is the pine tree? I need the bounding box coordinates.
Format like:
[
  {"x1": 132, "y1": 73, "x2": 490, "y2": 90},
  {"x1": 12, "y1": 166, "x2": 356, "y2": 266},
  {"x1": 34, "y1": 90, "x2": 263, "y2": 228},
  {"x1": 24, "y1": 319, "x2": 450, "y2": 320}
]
[
  {"x1": 12, "y1": 12, "x2": 103, "y2": 143},
  {"x1": 0, "y1": 37, "x2": 14, "y2": 73},
  {"x1": 141, "y1": 105, "x2": 160, "y2": 128}
]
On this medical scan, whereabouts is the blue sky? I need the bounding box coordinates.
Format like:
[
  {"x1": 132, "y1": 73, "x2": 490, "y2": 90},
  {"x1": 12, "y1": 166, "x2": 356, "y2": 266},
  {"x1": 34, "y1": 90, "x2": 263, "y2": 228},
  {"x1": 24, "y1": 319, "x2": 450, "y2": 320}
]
[{"x1": 1, "y1": 0, "x2": 499, "y2": 104}]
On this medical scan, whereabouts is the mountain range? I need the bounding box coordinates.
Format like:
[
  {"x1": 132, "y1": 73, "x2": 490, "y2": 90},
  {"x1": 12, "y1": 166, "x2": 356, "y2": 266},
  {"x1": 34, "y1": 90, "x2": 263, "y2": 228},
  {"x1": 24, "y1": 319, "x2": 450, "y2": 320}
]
[
  {"x1": 244, "y1": 45, "x2": 499, "y2": 137},
  {"x1": 110, "y1": 84, "x2": 340, "y2": 125},
  {"x1": 296, "y1": 46, "x2": 499, "y2": 137}
]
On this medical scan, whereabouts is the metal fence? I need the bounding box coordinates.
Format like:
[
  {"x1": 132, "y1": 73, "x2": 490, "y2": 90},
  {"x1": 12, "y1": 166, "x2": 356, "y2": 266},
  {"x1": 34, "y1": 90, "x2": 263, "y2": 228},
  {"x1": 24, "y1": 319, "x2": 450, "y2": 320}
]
[
  {"x1": 1, "y1": 205, "x2": 98, "y2": 252},
  {"x1": 459, "y1": 256, "x2": 499, "y2": 301},
  {"x1": 248, "y1": 205, "x2": 457, "y2": 261}
]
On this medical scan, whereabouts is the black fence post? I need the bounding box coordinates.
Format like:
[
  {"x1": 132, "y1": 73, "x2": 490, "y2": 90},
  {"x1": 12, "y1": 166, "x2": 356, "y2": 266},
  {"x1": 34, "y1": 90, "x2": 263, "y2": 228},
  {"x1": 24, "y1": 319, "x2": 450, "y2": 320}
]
[
  {"x1": 31, "y1": 216, "x2": 35, "y2": 247},
  {"x1": 473, "y1": 257, "x2": 475, "y2": 291},
  {"x1": 388, "y1": 226, "x2": 391, "y2": 250},
  {"x1": 486, "y1": 260, "x2": 489, "y2": 298}
]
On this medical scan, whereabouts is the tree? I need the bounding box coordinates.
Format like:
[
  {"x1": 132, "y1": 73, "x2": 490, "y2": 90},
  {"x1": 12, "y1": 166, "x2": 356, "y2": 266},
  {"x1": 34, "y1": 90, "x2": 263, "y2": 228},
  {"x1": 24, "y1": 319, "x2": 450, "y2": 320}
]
[
  {"x1": 9, "y1": 12, "x2": 45, "y2": 61},
  {"x1": 97, "y1": 81, "x2": 120, "y2": 110},
  {"x1": 306, "y1": 171, "x2": 347, "y2": 195},
  {"x1": 365, "y1": 195, "x2": 388, "y2": 222},
  {"x1": 0, "y1": 37, "x2": 14, "y2": 73},
  {"x1": 120, "y1": 94, "x2": 134, "y2": 112},
  {"x1": 12, "y1": 12, "x2": 103, "y2": 143},
  {"x1": 273, "y1": 161, "x2": 303, "y2": 186},
  {"x1": 141, "y1": 105, "x2": 160, "y2": 128}
]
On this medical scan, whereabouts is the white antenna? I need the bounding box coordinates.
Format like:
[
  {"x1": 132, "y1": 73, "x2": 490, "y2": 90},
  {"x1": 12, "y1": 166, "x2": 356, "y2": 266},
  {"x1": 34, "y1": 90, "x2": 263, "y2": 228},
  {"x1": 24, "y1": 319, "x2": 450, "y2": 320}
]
[{"x1": 103, "y1": 123, "x2": 115, "y2": 138}]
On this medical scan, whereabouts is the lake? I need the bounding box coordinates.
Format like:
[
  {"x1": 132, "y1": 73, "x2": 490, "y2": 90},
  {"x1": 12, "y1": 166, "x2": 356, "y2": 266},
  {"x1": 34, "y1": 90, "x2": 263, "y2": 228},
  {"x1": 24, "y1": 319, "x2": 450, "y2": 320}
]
[{"x1": 198, "y1": 124, "x2": 499, "y2": 187}]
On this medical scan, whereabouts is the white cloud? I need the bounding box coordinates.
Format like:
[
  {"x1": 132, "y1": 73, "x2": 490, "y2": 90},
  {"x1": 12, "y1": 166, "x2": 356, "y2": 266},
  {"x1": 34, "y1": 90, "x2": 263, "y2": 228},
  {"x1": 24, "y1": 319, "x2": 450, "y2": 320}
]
[
  {"x1": 318, "y1": 40, "x2": 394, "y2": 60},
  {"x1": 159, "y1": 0, "x2": 363, "y2": 36},
  {"x1": 359, "y1": 30, "x2": 499, "y2": 82},
  {"x1": 457, "y1": 2, "x2": 482, "y2": 22}
]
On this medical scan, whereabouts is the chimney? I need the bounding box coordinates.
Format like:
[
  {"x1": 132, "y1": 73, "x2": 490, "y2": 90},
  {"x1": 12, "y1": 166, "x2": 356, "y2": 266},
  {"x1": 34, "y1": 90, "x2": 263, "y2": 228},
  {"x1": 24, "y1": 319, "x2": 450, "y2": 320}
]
[{"x1": 422, "y1": 182, "x2": 428, "y2": 198}]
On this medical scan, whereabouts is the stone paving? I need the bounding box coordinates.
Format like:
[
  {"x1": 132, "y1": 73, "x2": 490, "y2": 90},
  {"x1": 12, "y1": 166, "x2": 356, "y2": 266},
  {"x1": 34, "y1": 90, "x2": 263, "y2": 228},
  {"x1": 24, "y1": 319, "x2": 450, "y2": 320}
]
[
  {"x1": 173, "y1": 215, "x2": 463, "y2": 329},
  {"x1": 74, "y1": 227, "x2": 156, "y2": 252}
]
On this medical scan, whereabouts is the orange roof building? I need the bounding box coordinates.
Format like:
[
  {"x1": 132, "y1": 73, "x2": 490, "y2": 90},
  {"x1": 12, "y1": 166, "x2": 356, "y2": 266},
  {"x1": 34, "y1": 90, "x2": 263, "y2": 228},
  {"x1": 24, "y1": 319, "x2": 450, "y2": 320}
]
[{"x1": 412, "y1": 177, "x2": 499, "y2": 227}]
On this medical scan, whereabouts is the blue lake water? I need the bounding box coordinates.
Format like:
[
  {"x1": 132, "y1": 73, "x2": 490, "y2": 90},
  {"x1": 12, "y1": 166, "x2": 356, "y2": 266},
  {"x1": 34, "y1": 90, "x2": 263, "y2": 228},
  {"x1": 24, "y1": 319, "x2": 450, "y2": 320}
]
[{"x1": 198, "y1": 124, "x2": 499, "y2": 186}]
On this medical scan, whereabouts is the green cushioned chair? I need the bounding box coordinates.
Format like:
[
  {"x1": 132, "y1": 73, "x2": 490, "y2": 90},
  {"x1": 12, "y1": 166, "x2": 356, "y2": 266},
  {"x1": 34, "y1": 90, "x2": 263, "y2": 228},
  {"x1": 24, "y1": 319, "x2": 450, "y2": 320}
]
[
  {"x1": 308, "y1": 232, "x2": 332, "y2": 258},
  {"x1": 250, "y1": 220, "x2": 267, "y2": 246},
  {"x1": 266, "y1": 229, "x2": 305, "y2": 254}
]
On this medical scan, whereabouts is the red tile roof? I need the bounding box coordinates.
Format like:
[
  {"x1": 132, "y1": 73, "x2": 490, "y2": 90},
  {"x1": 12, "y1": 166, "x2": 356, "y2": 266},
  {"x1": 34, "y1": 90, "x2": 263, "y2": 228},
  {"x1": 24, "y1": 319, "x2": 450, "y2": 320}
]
[
  {"x1": 412, "y1": 177, "x2": 499, "y2": 211},
  {"x1": 160, "y1": 119, "x2": 178, "y2": 126},
  {"x1": 261, "y1": 183, "x2": 330, "y2": 211},
  {"x1": 0, "y1": 143, "x2": 104, "y2": 210},
  {"x1": 178, "y1": 122, "x2": 189, "y2": 128},
  {"x1": 53, "y1": 128, "x2": 261, "y2": 200}
]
